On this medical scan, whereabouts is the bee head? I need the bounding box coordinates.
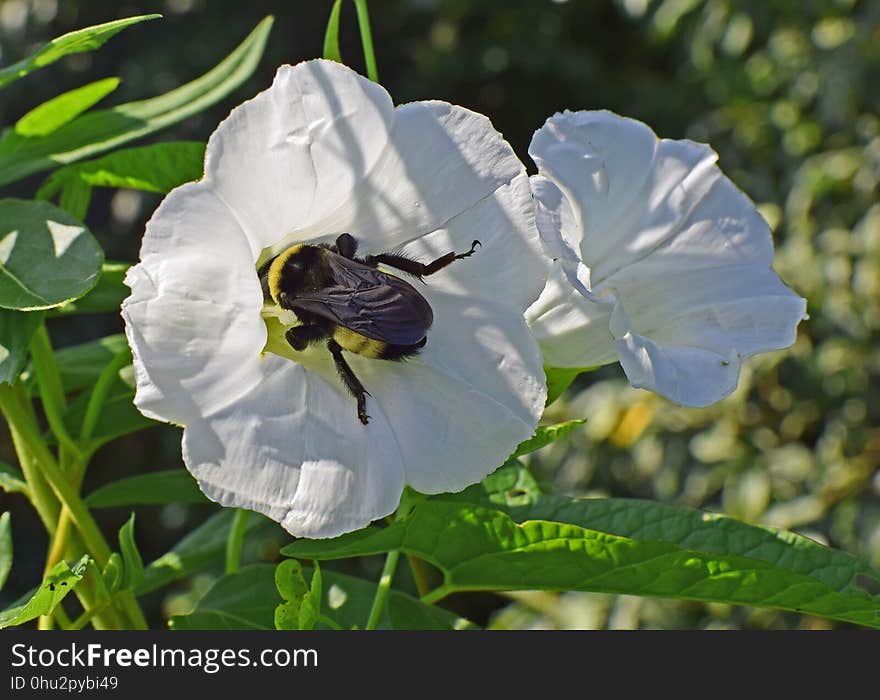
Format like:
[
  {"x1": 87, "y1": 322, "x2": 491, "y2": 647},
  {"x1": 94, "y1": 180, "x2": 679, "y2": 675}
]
[{"x1": 264, "y1": 244, "x2": 328, "y2": 306}]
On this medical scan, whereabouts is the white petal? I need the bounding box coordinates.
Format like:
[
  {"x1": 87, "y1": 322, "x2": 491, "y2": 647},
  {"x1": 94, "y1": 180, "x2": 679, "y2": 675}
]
[
  {"x1": 526, "y1": 261, "x2": 616, "y2": 368},
  {"x1": 392, "y1": 172, "x2": 547, "y2": 310},
  {"x1": 529, "y1": 109, "x2": 658, "y2": 268},
  {"x1": 305, "y1": 100, "x2": 529, "y2": 253},
  {"x1": 528, "y1": 109, "x2": 807, "y2": 406},
  {"x1": 352, "y1": 292, "x2": 546, "y2": 494},
  {"x1": 121, "y1": 183, "x2": 265, "y2": 425},
  {"x1": 183, "y1": 356, "x2": 405, "y2": 539},
  {"x1": 591, "y1": 153, "x2": 774, "y2": 289},
  {"x1": 615, "y1": 333, "x2": 742, "y2": 407},
  {"x1": 609, "y1": 266, "x2": 807, "y2": 356},
  {"x1": 529, "y1": 174, "x2": 582, "y2": 264},
  {"x1": 204, "y1": 60, "x2": 395, "y2": 258},
  {"x1": 610, "y1": 266, "x2": 806, "y2": 406}
]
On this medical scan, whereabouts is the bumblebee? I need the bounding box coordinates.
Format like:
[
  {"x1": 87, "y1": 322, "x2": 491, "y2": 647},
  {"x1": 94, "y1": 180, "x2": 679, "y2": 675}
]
[{"x1": 259, "y1": 233, "x2": 480, "y2": 425}]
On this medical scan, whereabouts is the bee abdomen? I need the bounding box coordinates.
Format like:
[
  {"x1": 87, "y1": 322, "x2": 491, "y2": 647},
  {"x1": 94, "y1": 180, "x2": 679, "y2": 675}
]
[{"x1": 333, "y1": 327, "x2": 387, "y2": 359}]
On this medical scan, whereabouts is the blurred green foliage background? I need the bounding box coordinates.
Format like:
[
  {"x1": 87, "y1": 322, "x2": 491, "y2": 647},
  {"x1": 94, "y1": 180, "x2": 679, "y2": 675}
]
[{"x1": 1, "y1": 0, "x2": 878, "y2": 629}]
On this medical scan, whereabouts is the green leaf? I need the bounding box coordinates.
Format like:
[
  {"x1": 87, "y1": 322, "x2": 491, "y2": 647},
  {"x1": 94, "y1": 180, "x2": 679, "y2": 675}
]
[
  {"x1": 62, "y1": 368, "x2": 155, "y2": 446},
  {"x1": 312, "y1": 565, "x2": 474, "y2": 630},
  {"x1": 0, "y1": 308, "x2": 42, "y2": 384},
  {"x1": 118, "y1": 514, "x2": 144, "y2": 590},
  {"x1": 283, "y1": 499, "x2": 880, "y2": 629},
  {"x1": 0, "y1": 555, "x2": 88, "y2": 629},
  {"x1": 51, "y1": 263, "x2": 129, "y2": 316},
  {"x1": 137, "y1": 510, "x2": 274, "y2": 595},
  {"x1": 512, "y1": 420, "x2": 585, "y2": 458},
  {"x1": 86, "y1": 470, "x2": 208, "y2": 508},
  {"x1": 0, "y1": 15, "x2": 160, "y2": 90},
  {"x1": 0, "y1": 17, "x2": 274, "y2": 188},
  {"x1": 0, "y1": 462, "x2": 28, "y2": 497},
  {"x1": 170, "y1": 563, "x2": 279, "y2": 630},
  {"x1": 38, "y1": 142, "x2": 206, "y2": 205},
  {"x1": 273, "y1": 558, "x2": 310, "y2": 630},
  {"x1": 15, "y1": 78, "x2": 120, "y2": 137},
  {"x1": 544, "y1": 366, "x2": 594, "y2": 406},
  {"x1": 314, "y1": 567, "x2": 474, "y2": 630},
  {"x1": 102, "y1": 553, "x2": 123, "y2": 594},
  {"x1": 0, "y1": 199, "x2": 103, "y2": 311},
  {"x1": 0, "y1": 512, "x2": 11, "y2": 591},
  {"x1": 453, "y1": 459, "x2": 543, "y2": 509},
  {"x1": 26, "y1": 333, "x2": 129, "y2": 394},
  {"x1": 300, "y1": 561, "x2": 322, "y2": 630},
  {"x1": 57, "y1": 175, "x2": 92, "y2": 220},
  {"x1": 175, "y1": 563, "x2": 471, "y2": 631},
  {"x1": 323, "y1": 0, "x2": 343, "y2": 62}
]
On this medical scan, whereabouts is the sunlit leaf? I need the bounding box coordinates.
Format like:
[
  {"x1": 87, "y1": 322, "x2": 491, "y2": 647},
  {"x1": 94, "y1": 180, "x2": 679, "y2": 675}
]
[
  {"x1": 0, "y1": 15, "x2": 159, "y2": 90},
  {"x1": 544, "y1": 366, "x2": 593, "y2": 406},
  {"x1": 283, "y1": 499, "x2": 880, "y2": 629},
  {"x1": 15, "y1": 78, "x2": 120, "y2": 137},
  {"x1": 0, "y1": 555, "x2": 88, "y2": 629},
  {"x1": 0, "y1": 199, "x2": 102, "y2": 311},
  {"x1": 451, "y1": 459, "x2": 543, "y2": 509},
  {"x1": 274, "y1": 559, "x2": 311, "y2": 630},
  {"x1": 512, "y1": 420, "x2": 585, "y2": 458},
  {"x1": 0, "y1": 17, "x2": 273, "y2": 187},
  {"x1": 38, "y1": 142, "x2": 205, "y2": 205}
]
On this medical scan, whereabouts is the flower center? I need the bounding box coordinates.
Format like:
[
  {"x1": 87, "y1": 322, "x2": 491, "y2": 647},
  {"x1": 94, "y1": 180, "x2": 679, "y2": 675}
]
[{"x1": 261, "y1": 307, "x2": 301, "y2": 363}]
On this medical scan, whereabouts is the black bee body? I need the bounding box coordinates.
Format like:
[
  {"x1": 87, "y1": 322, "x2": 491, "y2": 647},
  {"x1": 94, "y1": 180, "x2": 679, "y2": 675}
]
[{"x1": 259, "y1": 233, "x2": 480, "y2": 424}]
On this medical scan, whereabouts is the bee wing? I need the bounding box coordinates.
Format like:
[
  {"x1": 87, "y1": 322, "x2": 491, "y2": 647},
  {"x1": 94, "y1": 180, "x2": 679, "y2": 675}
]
[{"x1": 290, "y1": 258, "x2": 433, "y2": 346}]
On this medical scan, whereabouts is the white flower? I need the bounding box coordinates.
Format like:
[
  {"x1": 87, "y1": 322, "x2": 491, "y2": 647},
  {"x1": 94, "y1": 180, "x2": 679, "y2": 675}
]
[
  {"x1": 526, "y1": 110, "x2": 807, "y2": 407},
  {"x1": 122, "y1": 60, "x2": 547, "y2": 538}
]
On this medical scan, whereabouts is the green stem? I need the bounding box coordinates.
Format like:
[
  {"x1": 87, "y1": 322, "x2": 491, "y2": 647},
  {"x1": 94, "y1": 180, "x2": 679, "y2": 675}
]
[
  {"x1": 0, "y1": 385, "x2": 131, "y2": 629},
  {"x1": 28, "y1": 324, "x2": 82, "y2": 462},
  {"x1": 318, "y1": 614, "x2": 344, "y2": 630},
  {"x1": 406, "y1": 554, "x2": 431, "y2": 597},
  {"x1": 420, "y1": 584, "x2": 451, "y2": 606},
  {"x1": 6, "y1": 419, "x2": 59, "y2": 531},
  {"x1": 225, "y1": 509, "x2": 250, "y2": 575},
  {"x1": 80, "y1": 350, "x2": 130, "y2": 445},
  {"x1": 353, "y1": 0, "x2": 379, "y2": 82},
  {"x1": 365, "y1": 549, "x2": 399, "y2": 630},
  {"x1": 69, "y1": 607, "x2": 97, "y2": 631},
  {"x1": 0, "y1": 385, "x2": 110, "y2": 565},
  {"x1": 0, "y1": 383, "x2": 147, "y2": 629},
  {"x1": 45, "y1": 348, "x2": 119, "y2": 572}
]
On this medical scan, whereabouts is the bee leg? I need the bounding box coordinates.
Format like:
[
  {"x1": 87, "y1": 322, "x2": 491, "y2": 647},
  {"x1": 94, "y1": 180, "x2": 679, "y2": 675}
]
[
  {"x1": 285, "y1": 324, "x2": 329, "y2": 351},
  {"x1": 333, "y1": 233, "x2": 359, "y2": 259},
  {"x1": 327, "y1": 339, "x2": 371, "y2": 425},
  {"x1": 364, "y1": 240, "x2": 481, "y2": 279}
]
